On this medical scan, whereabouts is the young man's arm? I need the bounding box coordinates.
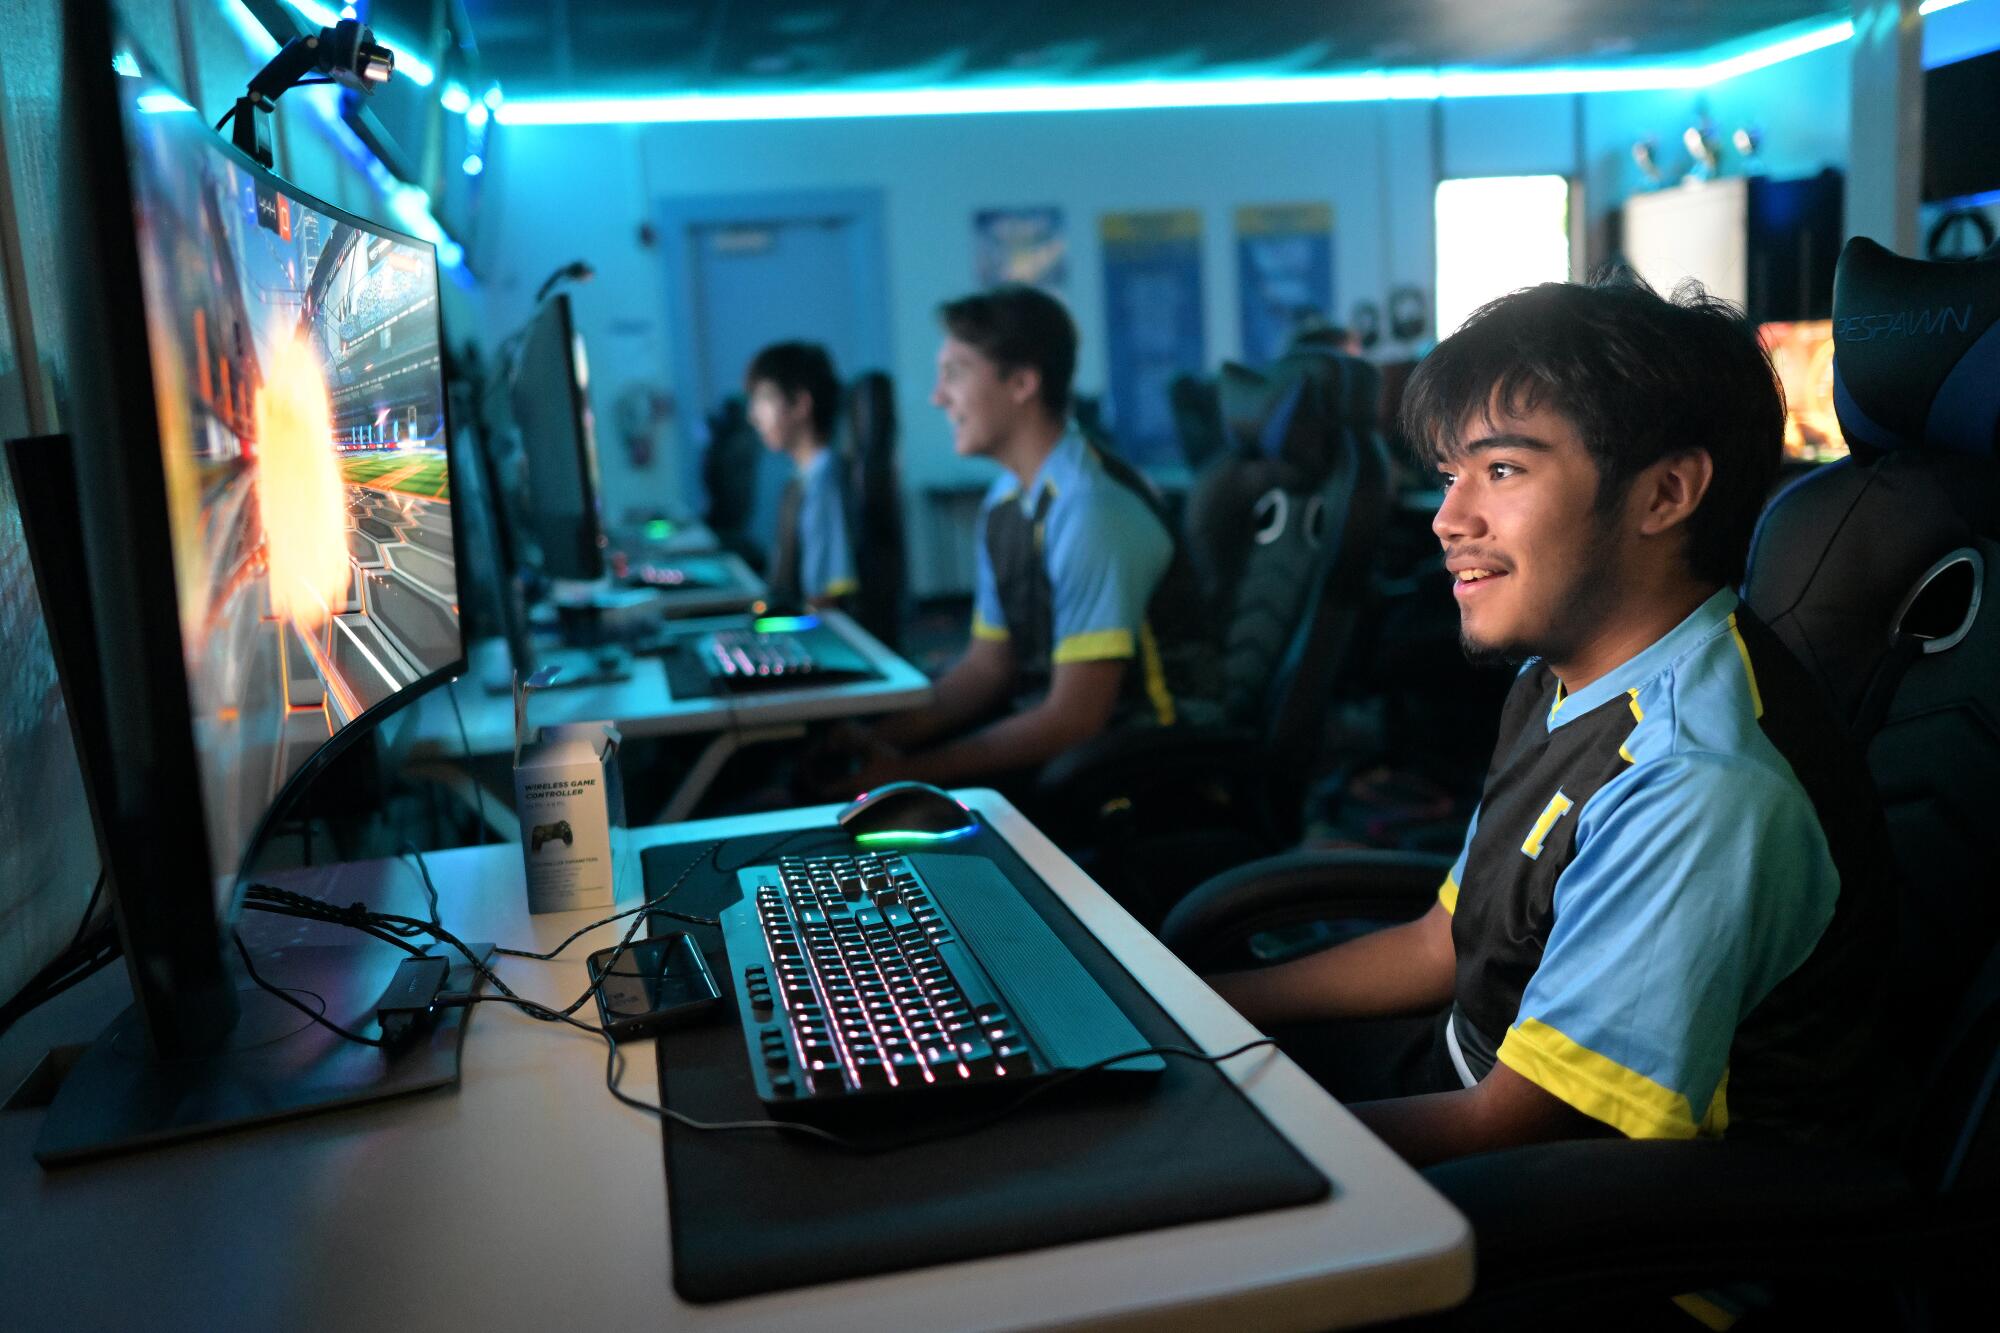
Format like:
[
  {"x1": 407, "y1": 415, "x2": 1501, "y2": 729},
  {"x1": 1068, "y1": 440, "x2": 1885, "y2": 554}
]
[
  {"x1": 1353, "y1": 1065, "x2": 1617, "y2": 1166},
  {"x1": 869, "y1": 636, "x2": 1016, "y2": 751},
  {"x1": 1209, "y1": 902, "x2": 1611, "y2": 1164},
  {"x1": 864, "y1": 656, "x2": 1125, "y2": 787},
  {"x1": 1208, "y1": 901, "x2": 1458, "y2": 1025}
]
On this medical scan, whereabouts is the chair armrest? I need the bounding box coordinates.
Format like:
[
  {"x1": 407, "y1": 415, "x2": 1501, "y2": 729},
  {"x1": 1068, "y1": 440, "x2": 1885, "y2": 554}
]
[
  {"x1": 1423, "y1": 1138, "x2": 1918, "y2": 1319},
  {"x1": 1160, "y1": 847, "x2": 1453, "y2": 968},
  {"x1": 1037, "y1": 724, "x2": 1262, "y2": 797},
  {"x1": 1032, "y1": 727, "x2": 1266, "y2": 841}
]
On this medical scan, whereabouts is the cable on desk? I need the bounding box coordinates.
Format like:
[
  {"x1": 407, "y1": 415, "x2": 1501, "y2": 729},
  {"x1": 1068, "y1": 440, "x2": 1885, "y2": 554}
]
[
  {"x1": 241, "y1": 833, "x2": 730, "y2": 1030},
  {"x1": 230, "y1": 930, "x2": 386, "y2": 1046},
  {"x1": 0, "y1": 875, "x2": 121, "y2": 1041},
  {"x1": 242, "y1": 827, "x2": 1081, "y2": 1139},
  {"x1": 492, "y1": 837, "x2": 725, "y2": 961},
  {"x1": 400, "y1": 843, "x2": 443, "y2": 928},
  {"x1": 711, "y1": 825, "x2": 830, "y2": 876},
  {"x1": 67, "y1": 869, "x2": 108, "y2": 953},
  {"x1": 611, "y1": 1035, "x2": 1283, "y2": 1153}
]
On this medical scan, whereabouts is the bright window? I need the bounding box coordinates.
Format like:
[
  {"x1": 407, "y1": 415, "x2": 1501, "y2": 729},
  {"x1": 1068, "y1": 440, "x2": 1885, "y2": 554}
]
[{"x1": 1434, "y1": 175, "x2": 1575, "y2": 338}]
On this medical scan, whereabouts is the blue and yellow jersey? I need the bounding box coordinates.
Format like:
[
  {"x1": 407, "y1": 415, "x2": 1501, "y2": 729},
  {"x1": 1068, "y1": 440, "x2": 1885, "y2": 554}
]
[
  {"x1": 1440, "y1": 589, "x2": 1893, "y2": 1146},
  {"x1": 770, "y1": 446, "x2": 858, "y2": 607},
  {"x1": 972, "y1": 428, "x2": 1215, "y2": 724},
  {"x1": 795, "y1": 447, "x2": 858, "y2": 603}
]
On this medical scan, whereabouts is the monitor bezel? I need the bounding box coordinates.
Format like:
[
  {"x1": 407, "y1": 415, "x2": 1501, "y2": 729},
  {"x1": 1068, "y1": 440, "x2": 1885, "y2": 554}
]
[{"x1": 65, "y1": 2, "x2": 468, "y2": 1053}]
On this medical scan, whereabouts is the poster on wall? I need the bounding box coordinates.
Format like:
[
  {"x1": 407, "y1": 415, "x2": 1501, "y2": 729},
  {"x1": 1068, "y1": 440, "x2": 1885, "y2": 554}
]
[
  {"x1": 974, "y1": 207, "x2": 1067, "y2": 289},
  {"x1": 1236, "y1": 203, "x2": 1335, "y2": 366},
  {"x1": 1100, "y1": 209, "x2": 1205, "y2": 468}
]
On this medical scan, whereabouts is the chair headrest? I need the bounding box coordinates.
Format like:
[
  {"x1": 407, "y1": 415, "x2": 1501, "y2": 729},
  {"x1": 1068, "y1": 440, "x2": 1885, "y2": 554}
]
[
  {"x1": 1214, "y1": 352, "x2": 1380, "y2": 482},
  {"x1": 1216, "y1": 361, "x2": 1270, "y2": 453},
  {"x1": 1273, "y1": 347, "x2": 1382, "y2": 431},
  {"x1": 1833, "y1": 236, "x2": 2000, "y2": 461},
  {"x1": 846, "y1": 371, "x2": 896, "y2": 457}
]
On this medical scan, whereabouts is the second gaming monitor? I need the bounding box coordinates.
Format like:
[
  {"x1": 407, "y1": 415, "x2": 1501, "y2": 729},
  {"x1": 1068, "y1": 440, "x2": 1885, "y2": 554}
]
[
  {"x1": 1757, "y1": 319, "x2": 1845, "y2": 463},
  {"x1": 509, "y1": 292, "x2": 608, "y2": 581}
]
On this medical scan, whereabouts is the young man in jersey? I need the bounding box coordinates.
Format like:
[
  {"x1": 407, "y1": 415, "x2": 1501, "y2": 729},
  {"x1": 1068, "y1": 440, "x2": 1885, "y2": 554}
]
[
  {"x1": 745, "y1": 341, "x2": 857, "y2": 611},
  {"x1": 1211, "y1": 278, "x2": 1891, "y2": 1166},
  {"x1": 822, "y1": 285, "x2": 1215, "y2": 793}
]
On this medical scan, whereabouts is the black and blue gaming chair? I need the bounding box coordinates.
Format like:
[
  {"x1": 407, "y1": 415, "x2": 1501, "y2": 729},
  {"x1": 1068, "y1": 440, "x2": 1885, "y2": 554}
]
[
  {"x1": 1034, "y1": 349, "x2": 1389, "y2": 925},
  {"x1": 841, "y1": 371, "x2": 907, "y2": 650},
  {"x1": 1162, "y1": 239, "x2": 2000, "y2": 1328}
]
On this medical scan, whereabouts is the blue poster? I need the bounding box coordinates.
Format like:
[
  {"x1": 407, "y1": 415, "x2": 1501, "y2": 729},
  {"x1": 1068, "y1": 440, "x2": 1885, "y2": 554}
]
[
  {"x1": 1100, "y1": 209, "x2": 1205, "y2": 468},
  {"x1": 1236, "y1": 204, "x2": 1335, "y2": 367},
  {"x1": 974, "y1": 206, "x2": 1067, "y2": 290}
]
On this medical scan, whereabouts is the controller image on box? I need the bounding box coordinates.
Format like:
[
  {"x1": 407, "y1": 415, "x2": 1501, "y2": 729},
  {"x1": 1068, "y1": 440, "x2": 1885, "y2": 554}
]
[{"x1": 530, "y1": 820, "x2": 574, "y2": 853}]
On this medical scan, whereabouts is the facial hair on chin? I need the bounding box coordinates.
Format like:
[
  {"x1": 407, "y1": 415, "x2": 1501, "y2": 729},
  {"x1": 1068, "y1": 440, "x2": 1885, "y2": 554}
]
[{"x1": 1458, "y1": 515, "x2": 1624, "y2": 670}]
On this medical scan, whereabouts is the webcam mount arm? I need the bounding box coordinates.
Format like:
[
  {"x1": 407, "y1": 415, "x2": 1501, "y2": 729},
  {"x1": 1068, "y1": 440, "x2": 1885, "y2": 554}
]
[{"x1": 226, "y1": 17, "x2": 394, "y2": 170}]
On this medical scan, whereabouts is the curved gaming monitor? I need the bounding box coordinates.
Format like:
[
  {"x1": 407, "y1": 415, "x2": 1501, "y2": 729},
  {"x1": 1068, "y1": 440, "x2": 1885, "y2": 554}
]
[{"x1": 32, "y1": 1, "x2": 466, "y2": 1161}]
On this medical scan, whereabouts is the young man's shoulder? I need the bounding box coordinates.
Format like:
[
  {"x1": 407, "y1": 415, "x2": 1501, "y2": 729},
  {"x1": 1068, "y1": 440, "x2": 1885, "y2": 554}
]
[
  {"x1": 1046, "y1": 445, "x2": 1168, "y2": 541},
  {"x1": 976, "y1": 469, "x2": 1021, "y2": 516}
]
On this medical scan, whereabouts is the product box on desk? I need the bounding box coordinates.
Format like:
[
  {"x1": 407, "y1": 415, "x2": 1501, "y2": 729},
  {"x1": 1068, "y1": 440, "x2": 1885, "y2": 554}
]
[{"x1": 513, "y1": 680, "x2": 625, "y2": 914}]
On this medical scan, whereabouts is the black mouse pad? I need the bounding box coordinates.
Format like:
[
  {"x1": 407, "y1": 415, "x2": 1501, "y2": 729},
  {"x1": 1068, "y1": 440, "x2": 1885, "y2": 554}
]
[{"x1": 639, "y1": 825, "x2": 1333, "y2": 1304}]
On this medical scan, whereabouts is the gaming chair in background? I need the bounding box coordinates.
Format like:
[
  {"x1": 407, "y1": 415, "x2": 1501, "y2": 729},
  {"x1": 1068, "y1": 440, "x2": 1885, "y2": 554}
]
[
  {"x1": 1034, "y1": 348, "x2": 1389, "y2": 925},
  {"x1": 700, "y1": 396, "x2": 765, "y2": 572},
  {"x1": 841, "y1": 371, "x2": 907, "y2": 650},
  {"x1": 1156, "y1": 238, "x2": 2000, "y2": 1327},
  {"x1": 1168, "y1": 372, "x2": 1228, "y2": 472}
]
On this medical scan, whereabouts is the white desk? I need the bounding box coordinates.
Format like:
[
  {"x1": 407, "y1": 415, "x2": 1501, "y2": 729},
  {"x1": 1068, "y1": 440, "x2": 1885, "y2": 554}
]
[
  {"x1": 392, "y1": 609, "x2": 932, "y2": 827},
  {"x1": 0, "y1": 794, "x2": 1472, "y2": 1331}
]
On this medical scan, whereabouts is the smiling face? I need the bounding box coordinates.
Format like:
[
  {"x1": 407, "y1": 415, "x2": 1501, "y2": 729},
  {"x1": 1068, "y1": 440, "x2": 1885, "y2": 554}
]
[
  {"x1": 1432, "y1": 398, "x2": 1630, "y2": 668},
  {"x1": 931, "y1": 335, "x2": 1036, "y2": 459}
]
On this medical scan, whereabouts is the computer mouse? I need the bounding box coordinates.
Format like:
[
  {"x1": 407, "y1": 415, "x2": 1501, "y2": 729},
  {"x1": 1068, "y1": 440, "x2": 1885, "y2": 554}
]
[{"x1": 836, "y1": 781, "x2": 980, "y2": 842}]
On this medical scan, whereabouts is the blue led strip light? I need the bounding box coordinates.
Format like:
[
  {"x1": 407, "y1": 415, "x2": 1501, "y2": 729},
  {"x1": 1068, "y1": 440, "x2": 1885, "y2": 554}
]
[{"x1": 500, "y1": 18, "x2": 1860, "y2": 126}]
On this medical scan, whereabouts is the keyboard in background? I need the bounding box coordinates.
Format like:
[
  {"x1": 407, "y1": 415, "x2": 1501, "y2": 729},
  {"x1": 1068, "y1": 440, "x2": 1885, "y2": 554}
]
[
  {"x1": 696, "y1": 626, "x2": 869, "y2": 691},
  {"x1": 716, "y1": 851, "x2": 1164, "y2": 1107}
]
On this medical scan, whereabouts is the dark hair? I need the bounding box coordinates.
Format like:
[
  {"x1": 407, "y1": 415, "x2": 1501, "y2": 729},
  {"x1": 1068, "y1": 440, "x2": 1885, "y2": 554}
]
[
  {"x1": 745, "y1": 341, "x2": 840, "y2": 439},
  {"x1": 1400, "y1": 274, "x2": 1783, "y2": 587},
  {"x1": 938, "y1": 285, "x2": 1078, "y2": 419}
]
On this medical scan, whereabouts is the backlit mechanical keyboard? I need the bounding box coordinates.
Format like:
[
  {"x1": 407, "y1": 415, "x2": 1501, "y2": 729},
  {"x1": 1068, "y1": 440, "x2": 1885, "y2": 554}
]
[
  {"x1": 719, "y1": 851, "x2": 1164, "y2": 1106},
  {"x1": 699, "y1": 628, "x2": 821, "y2": 683}
]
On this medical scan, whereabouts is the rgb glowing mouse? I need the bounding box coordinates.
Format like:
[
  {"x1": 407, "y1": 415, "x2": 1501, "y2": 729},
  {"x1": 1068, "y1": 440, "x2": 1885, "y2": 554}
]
[{"x1": 836, "y1": 782, "x2": 980, "y2": 844}]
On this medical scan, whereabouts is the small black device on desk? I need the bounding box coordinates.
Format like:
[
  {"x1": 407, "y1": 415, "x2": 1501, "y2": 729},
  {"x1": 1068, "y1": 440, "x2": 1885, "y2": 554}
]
[
  {"x1": 588, "y1": 933, "x2": 722, "y2": 1039},
  {"x1": 720, "y1": 850, "x2": 1165, "y2": 1106}
]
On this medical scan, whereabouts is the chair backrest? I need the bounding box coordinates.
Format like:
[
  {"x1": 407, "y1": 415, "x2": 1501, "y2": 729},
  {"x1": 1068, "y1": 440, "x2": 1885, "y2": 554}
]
[
  {"x1": 1169, "y1": 372, "x2": 1228, "y2": 472},
  {"x1": 1741, "y1": 236, "x2": 2000, "y2": 1193},
  {"x1": 700, "y1": 395, "x2": 762, "y2": 557},
  {"x1": 840, "y1": 371, "x2": 907, "y2": 648},
  {"x1": 1185, "y1": 350, "x2": 1390, "y2": 775}
]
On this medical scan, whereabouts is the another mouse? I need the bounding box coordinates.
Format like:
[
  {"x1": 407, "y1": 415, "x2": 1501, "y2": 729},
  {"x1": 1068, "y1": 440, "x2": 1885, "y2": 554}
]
[{"x1": 836, "y1": 781, "x2": 979, "y2": 842}]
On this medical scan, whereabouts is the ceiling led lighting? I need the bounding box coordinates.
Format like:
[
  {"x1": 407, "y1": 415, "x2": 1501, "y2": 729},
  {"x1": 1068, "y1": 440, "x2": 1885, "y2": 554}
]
[{"x1": 498, "y1": 18, "x2": 1864, "y2": 126}]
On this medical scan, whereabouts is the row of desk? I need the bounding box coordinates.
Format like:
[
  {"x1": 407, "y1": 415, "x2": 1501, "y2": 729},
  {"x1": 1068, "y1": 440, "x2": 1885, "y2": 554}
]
[
  {"x1": 395, "y1": 520, "x2": 931, "y2": 829},
  {"x1": 1, "y1": 515, "x2": 1475, "y2": 1329}
]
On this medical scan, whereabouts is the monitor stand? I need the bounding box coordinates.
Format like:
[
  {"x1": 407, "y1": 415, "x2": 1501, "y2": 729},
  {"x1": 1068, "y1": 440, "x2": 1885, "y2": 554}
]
[
  {"x1": 32, "y1": 941, "x2": 492, "y2": 1167},
  {"x1": 482, "y1": 643, "x2": 634, "y2": 695}
]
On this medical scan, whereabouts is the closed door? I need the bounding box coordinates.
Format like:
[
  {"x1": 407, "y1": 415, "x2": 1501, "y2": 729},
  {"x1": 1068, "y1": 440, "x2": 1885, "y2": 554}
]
[{"x1": 661, "y1": 192, "x2": 889, "y2": 554}]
